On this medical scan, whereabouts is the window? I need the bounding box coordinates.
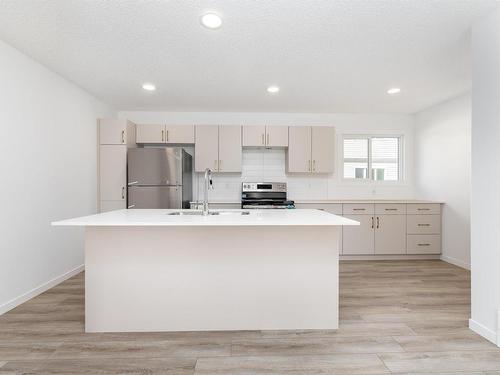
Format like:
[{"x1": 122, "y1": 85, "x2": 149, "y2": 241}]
[{"x1": 343, "y1": 136, "x2": 402, "y2": 181}]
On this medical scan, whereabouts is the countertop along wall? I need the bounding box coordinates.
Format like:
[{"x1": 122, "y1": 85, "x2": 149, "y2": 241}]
[
  {"x1": 118, "y1": 111, "x2": 416, "y2": 202},
  {"x1": 0, "y1": 40, "x2": 115, "y2": 314},
  {"x1": 414, "y1": 94, "x2": 471, "y2": 270}
]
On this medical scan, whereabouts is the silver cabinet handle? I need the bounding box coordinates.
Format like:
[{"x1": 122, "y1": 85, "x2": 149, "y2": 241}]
[
  {"x1": 376, "y1": 216, "x2": 380, "y2": 229},
  {"x1": 308, "y1": 160, "x2": 311, "y2": 171},
  {"x1": 127, "y1": 205, "x2": 135, "y2": 209},
  {"x1": 219, "y1": 160, "x2": 222, "y2": 171},
  {"x1": 385, "y1": 208, "x2": 397, "y2": 211},
  {"x1": 371, "y1": 217, "x2": 374, "y2": 229},
  {"x1": 128, "y1": 181, "x2": 138, "y2": 186},
  {"x1": 353, "y1": 208, "x2": 366, "y2": 211},
  {"x1": 121, "y1": 130, "x2": 125, "y2": 144},
  {"x1": 418, "y1": 243, "x2": 431, "y2": 246},
  {"x1": 121, "y1": 187, "x2": 125, "y2": 200},
  {"x1": 161, "y1": 130, "x2": 165, "y2": 142},
  {"x1": 418, "y1": 208, "x2": 430, "y2": 211},
  {"x1": 166, "y1": 130, "x2": 169, "y2": 142},
  {"x1": 262, "y1": 134, "x2": 265, "y2": 145},
  {"x1": 418, "y1": 223, "x2": 431, "y2": 227}
]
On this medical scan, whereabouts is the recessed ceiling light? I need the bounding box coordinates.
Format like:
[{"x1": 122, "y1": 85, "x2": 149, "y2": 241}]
[
  {"x1": 267, "y1": 85, "x2": 280, "y2": 94},
  {"x1": 387, "y1": 87, "x2": 401, "y2": 95},
  {"x1": 142, "y1": 83, "x2": 156, "y2": 91},
  {"x1": 201, "y1": 13, "x2": 222, "y2": 29}
]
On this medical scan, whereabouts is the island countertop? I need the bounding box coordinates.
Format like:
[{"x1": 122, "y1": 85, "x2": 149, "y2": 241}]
[{"x1": 52, "y1": 209, "x2": 359, "y2": 227}]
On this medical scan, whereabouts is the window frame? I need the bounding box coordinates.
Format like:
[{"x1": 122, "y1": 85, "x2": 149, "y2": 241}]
[{"x1": 342, "y1": 134, "x2": 404, "y2": 183}]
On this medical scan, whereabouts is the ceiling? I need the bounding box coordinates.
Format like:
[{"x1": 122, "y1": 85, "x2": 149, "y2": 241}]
[{"x1": 0, "y1": 0, "x2": 498, "y2": 114}]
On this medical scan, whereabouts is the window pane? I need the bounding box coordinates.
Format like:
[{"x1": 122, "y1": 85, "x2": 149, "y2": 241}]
[
  {"x1": 344, "y1": 138, "x2": 368, "y2": 159},
  {"x1": 371, "y1": 138, "x2": 399, "y2": 181},
  {"x1": 343, "y1": 138, "x2": 369, "y2": 179}
]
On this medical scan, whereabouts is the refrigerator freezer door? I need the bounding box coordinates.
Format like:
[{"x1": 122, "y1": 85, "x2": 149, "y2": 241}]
[
  {"x1": 128, "y1": 186, "x2": 182, "y2": 209},
  {"x1": 128, "y1": 148, "x2": 182, "y2": 186}
]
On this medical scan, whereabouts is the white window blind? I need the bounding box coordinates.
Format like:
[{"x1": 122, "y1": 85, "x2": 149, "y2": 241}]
[{"x1": 343, "y1": 136, "x2": 401, "y2": 181}]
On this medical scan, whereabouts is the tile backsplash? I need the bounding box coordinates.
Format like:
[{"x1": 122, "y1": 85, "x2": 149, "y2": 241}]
[{"x1": 193, "y1": 149, "x2": 330, "y2": 202}]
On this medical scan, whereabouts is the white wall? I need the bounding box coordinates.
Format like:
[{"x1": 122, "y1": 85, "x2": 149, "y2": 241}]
[
  {"x1": 0, "y1": 40, "x2": 115, "y2": 313},
  {"x1": 119, "y1": 111, "x2": 416, "y2": 201},
  {"x1": 470, "y1": 7, "x2": 500, "y2": 345},
  {"x1": 414, "y1": 94, "x2": 471, "y2": 269}
]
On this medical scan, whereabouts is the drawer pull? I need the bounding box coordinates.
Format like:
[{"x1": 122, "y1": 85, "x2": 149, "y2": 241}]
[
  {"x1": 418, "y1": 243, "x2": 431, "y2": 246},
  {"x1": 418, "y1": 208, "x2": 430, "y2": 211},
  {"x1": 385, "y1": 208, "x2": 398, "y2": 211},
  {"x1": 353, "y1": 208, "x2": 366, "y2": 211},
  {"x1": 417, "y1": 223, "x2": 431, "y2": 227}
]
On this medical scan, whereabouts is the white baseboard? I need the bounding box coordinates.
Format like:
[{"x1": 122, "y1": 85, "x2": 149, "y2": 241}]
[
  {"x1": 469, "y1": 318, "x2": 498, "y2": 345},
  {"x1": 340, "y1": 254, "x2": 441, "y2": 261},
  {"x1": 441, "y1": 254, "x2": 470, "y2": 270},
  {"x1": 0, "y1": 264, "x2": 84, "y2": 315}
]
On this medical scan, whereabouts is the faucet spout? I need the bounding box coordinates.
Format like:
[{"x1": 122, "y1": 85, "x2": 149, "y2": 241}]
[{"x1": 202, "y1": 168, "x2": 213, "y2": 216}]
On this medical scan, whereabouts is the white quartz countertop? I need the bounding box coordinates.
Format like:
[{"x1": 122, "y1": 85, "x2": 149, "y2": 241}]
[
  {"x1": 209, "y1": 200, "x2": 443, "y2": 204},
  {"x1": 52, "y1": 209, "x2": 359, "y2": 227}
]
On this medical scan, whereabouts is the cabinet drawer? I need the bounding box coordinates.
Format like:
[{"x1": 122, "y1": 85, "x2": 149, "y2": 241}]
[
  {"x1": 375, "y1": 204, "x2": 406, "y2": 215},
  {"x1": 343, "y1": 203, "x2": 375, "y2": 215},
  {"x1": 295, "y1": 203, "x2": 342, "y2": 215},
  {"x1": 407, "y1": 203, "x2": 441, "y2": 215},
  {"x1": 407, "y1": 235, "x2": 441, "y2": 254},
  {"x1": 407, "y1": 215, "x2": 441, "y2": 234}
]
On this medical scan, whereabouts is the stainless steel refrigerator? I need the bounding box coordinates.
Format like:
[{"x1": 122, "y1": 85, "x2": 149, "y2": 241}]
[{"x1": 127, "y1": 148, "x2": 193, "y2": 209}]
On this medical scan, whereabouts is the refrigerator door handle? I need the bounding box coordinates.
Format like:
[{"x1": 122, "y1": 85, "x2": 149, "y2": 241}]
[
  {"x1": 127, "y1": 205, "x2": 135, "y2": 209},
  {"x1": 128, "y1": 181, "x2": 139, "y2": 186}
]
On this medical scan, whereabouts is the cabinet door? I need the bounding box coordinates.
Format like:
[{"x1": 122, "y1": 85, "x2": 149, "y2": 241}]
[
  {"x1": 375, "y1": 215, "x2": 406, "y2": 254},
  {"x1": 136, "y1": 124, "x2": 166, "y2": 143},
  {"x1": 311, "y1": 126, "x2": 334, "y2": 173},
  {"x1": 165, "y1": 125, "x2": 194, "y2": 144},
  {"x1": 342, "y1": 215, "x2": 375, "y2": 255},
  {"x1": 287, "y1": 126, "x2": 311, "y2": 173},
  {"x1": 242, "y1": 125, "x2": 266, "y2": 147},
  {"x1": 266, "y1": 126, "x2": 288, "y2": 147},
  {"x1": 99, "y1": 145, "x2": 127, "y2": 201},
  {"x1": 195, "y1": 125, "x2": 219, "y2": 172},
  {"x1": 99, "y1": 119, "x2": 127, "y2": 145},
  {"x1": 218, "y1": 125, "x2": 242, "y2": 172},
  {"x1": 100, "y1": 200, "x2": 126, "y2": 213}
]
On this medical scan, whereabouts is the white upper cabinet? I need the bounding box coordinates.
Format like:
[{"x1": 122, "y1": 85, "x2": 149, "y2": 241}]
[
  {"x1": 165, "y1": 125, "x2": 194, "y2": 144},
  {"x1": 218, "y1": 125, "x2": 242, "y2": 172},
  {"x1": 287, "y1": 126, "x2": 312, "y2": 173},
  {"x1": 136, "y1": 124, "x2": 165, "y2": 143},
  {"x1": 287, "y1": 126, "x2": 334, "y2": 173},
  {"x1": 242, "y1": 125, "x2": 266, "y2": 147},
  {"x1": 311, "y1": 127, "x2": 334, "y2": 173},
  {"x1": 195, "y1": 125, "x2": 242, "y2": 173},
  {"x1": 266, "y1": 126, "x2": 288, "y2": 147},
  {"x1": 242, "y1": 126, "x2": 288, "y2": 147},
  {"x1": 99, "y1": 119, "x2": 129, "y2": 145},
  {"x1": 195, "y1": 125, "x2": 219, "y2": 172},
  {"x1": 136, "y1": 124, "x2": 194, "y2": 144}
]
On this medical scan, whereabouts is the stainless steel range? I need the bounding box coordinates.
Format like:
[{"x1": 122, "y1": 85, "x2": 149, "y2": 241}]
[{"x1": 241, "y1": 182, "x2": 295, "y2": 209}]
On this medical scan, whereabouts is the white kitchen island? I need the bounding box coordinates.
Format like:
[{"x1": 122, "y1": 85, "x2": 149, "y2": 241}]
[{"x1": 52, "y1": 209, "x2": 357, "y2": 333}]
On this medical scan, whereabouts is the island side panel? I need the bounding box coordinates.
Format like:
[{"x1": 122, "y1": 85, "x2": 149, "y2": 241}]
[{"x1": 85, "y1": 225, "x2": 339, "y2": 332}]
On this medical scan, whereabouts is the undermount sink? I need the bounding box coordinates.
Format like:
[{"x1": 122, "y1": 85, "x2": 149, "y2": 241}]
[{"x1": 168, "y1": 210, "x2": 250, "y2": 216}]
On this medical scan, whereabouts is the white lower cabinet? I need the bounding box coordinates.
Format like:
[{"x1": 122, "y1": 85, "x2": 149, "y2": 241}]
[
  {"x1": 342, "y1": 215, "x2": 375, "y2": 255},
  {"x1": 374, "y1": 215, "x2": 406, "y2": 254},
  {"x1": 297, "y1": 202, "x2": 441, "y2": 256}
]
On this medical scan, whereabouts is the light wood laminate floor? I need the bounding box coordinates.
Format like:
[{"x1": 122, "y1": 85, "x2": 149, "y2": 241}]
[{"x1": 1, "y1": 260, "x2": 498, "y2": 374}]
